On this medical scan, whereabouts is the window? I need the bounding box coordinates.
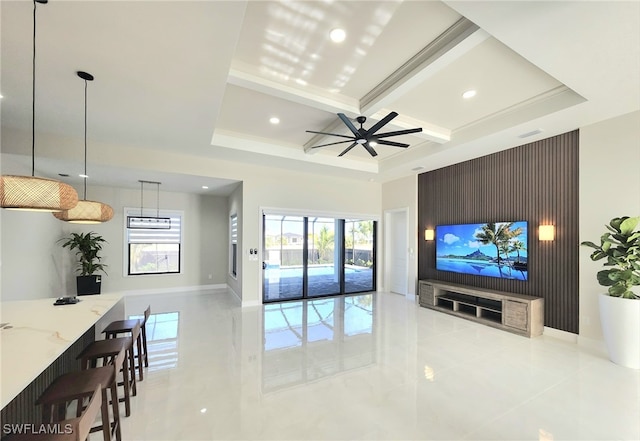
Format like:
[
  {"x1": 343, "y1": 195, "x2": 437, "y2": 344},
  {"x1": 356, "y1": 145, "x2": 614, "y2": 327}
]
[
  {"x1": 230, "y1": 214, "x2": 238, "y2": 277},
  {"x1": 126, "y1": 209, "x2": 182, "y2": 275}
]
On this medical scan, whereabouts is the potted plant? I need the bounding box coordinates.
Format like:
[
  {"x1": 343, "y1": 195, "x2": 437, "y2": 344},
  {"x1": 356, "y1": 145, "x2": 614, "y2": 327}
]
[
  {"x1": 581, "y1": 216, "x2": 640, "y2": 369},
  {"x1": 60, "y1": 232, "x2": 108, "y2": 295}
]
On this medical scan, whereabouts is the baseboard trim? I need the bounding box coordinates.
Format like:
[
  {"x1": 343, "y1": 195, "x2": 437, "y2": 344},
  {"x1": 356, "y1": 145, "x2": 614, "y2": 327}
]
[
  {"x1": 543, "y1": 326, "x2": 578, "y2": 343},
  {"x1": 122, "y1": 284, "x2": 227, "y2": 297},
  {"x1": 228, "y1": 285, "x2": 241, "y2": 304}
]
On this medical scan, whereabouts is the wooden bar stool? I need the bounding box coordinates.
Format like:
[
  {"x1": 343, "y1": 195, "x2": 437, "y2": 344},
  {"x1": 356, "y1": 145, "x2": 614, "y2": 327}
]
[
  {"x1": 103, "y1": 305, "x2": 151, "y2": 378},
  {"x1": 4, "y1": 384, "x2": 102, "y2": 441},
  {"x1": 77, "y1": 321, "x2": 140, "y2": 417},
  {"x1": 36, "y1": 347, "x2": 126, "y2": 441}
]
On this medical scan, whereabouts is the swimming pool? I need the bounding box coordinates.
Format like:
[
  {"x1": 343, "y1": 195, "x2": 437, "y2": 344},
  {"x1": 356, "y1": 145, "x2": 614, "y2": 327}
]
[{"x1": 266, "y1": 265, "x2": 363, "y2": 278}]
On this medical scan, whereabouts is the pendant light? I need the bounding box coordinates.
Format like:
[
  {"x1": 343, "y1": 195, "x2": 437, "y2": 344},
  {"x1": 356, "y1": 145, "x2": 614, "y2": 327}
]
[
  {"x1": 127, "y1": 181, "x2": 171, "y2": 229},
  {"x1": 53, "y1": 72, "x2": 113, "y2": 223},
  {"x1": 0, "y1": 0, "x2": 79, "y2": 212}
]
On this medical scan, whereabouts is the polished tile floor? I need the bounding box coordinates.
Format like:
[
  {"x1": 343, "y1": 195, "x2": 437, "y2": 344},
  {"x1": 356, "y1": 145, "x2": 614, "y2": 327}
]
[{"x1": 118, "y1": 289, "x2": 639, "y2": 440}]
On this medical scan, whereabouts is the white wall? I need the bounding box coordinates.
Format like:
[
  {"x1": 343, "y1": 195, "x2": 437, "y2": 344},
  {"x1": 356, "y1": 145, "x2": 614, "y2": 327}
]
[
  {"x1": 1, "y1": 210, "x2": 66, "y2": 300},
  {"x1": 240, "y1": 170, "x2": 381, "y2": 306},
  {"x1": 199, "y1": 194, "x2": 230, "y2": 286},
  {"x1": 0, "y1": 156, "x2": 66, "y2": 300},
  {"x1": 381, "y1": 174, "x2": 418, "y2": 298},
  {"x1": 227, "y1": 183, "x2": 242, "y2": 299},
  {"x1": 579, "y1": 110, "x2": 640, "y2": 340}
]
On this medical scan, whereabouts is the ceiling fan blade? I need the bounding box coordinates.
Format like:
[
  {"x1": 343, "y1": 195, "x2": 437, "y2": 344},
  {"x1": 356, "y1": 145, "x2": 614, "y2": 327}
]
[
  {"x1": 376, "y1": 139, "x2": 409, "y2": 148},
  {"x1": 366, "y1": 111, "x2": 398, "y2": 136},
  {"x1": 305, "y1": 130, "x2": 354, "y2": 140},
  {"x1": 338, "y1": 113, "x2": 360, "y2": 137},
  {"x1": 338, "y1": 142, "x2": 358, "y2": 157},
  {"x1": 363, "y1": 142, "x2": 378, "y2": 157},
  {"x1": 374, "y1": 127, "x2": 423, "y2": 138},
  {"x1": 311, "y1": 139, "x2": 354, "y2": 149}
]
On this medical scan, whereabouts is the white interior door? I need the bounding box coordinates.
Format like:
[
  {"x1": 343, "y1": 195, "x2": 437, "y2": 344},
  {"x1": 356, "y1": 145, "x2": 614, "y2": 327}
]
[{"x1": 388, "y1": 210, "x2": 408, "y2": 295}]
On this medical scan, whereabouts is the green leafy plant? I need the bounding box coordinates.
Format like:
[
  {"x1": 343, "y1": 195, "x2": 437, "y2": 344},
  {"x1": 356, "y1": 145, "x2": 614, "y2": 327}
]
[
  {"x1": 60, "y1": 232, "x2": 108, "y2": 276},
  {"x1": 581, "y1": 216, "x2": 640, "y2": 299}
]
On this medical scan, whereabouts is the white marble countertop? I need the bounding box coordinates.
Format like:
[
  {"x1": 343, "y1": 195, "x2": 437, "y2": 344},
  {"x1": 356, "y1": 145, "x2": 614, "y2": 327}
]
[{"x1": 0, "y1": 293, "x2": 123, "y2": 409}]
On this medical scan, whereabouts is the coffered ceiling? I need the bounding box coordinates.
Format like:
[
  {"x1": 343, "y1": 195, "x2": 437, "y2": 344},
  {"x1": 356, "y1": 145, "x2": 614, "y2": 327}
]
[{"x1": 1, "y1": 1, "x2": 638, "y2": 193}]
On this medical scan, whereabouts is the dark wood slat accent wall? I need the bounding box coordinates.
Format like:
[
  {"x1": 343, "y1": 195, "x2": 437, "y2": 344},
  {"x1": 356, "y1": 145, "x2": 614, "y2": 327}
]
[{"x1": 418, "y1": 131, "x2": 579, "y2": 333}]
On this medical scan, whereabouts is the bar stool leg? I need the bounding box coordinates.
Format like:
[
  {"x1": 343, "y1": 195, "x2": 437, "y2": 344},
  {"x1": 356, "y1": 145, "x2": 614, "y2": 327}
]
[
  {"x1": 141, "y1": 323, "x2": 149, "y2": 367},
  {"x1": 136, "y1": 334, "x2": 144, "y2": 381},
  {"x1": 122, "y1": 350, "x2": 131, "y2": 417},
  {"x1": 101, "y1": 389, "x2": 112, "y2": 441},
  {"x1": 109, "y1": 381, "x2": 122, "y2": 441},
  {"x1": 128, "y1": 344, "x2": 137, "y2": 396}
]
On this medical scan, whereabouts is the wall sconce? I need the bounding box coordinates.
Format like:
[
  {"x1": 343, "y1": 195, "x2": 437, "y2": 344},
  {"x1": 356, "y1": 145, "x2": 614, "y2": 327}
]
[
  {"x1": 424, "y1": 229, "x2": 435, "y2": 241},
  {"x1": 539, "y1": 225, "x2": 555, "y2": 241}
]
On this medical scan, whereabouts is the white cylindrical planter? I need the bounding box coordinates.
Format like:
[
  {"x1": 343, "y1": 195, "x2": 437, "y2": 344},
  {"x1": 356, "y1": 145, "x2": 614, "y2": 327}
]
[{"x1": 599, "y1": 293, "x2": 640, "y2": 369}]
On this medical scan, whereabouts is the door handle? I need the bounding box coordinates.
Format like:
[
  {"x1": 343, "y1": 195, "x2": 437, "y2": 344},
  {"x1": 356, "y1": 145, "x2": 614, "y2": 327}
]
[{"x1": 262, "y1": 262, "x2": 267, "y2": 270}]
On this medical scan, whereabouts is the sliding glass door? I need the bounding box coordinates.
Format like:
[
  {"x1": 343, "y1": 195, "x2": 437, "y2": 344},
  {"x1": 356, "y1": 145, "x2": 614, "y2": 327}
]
[
  {"x1": 307, "y1": 218, "x2": 342, "y2": 297},
  {"x1": 263, "y1": 215, "x2": 305, "y2": 301},
  {"x1": 263, "y1": 214, "x2": 376, "y2": 302},
  {"x1": 344, "y1": 219, "x2": 375, "y2": 293}
]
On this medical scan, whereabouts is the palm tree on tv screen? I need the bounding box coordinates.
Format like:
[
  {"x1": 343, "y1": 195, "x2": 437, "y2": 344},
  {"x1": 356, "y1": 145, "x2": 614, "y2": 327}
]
[
  {"x1": 509, "y1": 239, "x2": 527, "y2": 263},
  {"x1": 475, "y1": 222, "x2": 521, "y2": 264}
]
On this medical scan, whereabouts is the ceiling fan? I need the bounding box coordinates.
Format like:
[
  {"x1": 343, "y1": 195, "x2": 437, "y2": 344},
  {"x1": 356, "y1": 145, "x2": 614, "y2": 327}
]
[{"x1": 306, "y1": 111, "x2": 422, "y2": 157}]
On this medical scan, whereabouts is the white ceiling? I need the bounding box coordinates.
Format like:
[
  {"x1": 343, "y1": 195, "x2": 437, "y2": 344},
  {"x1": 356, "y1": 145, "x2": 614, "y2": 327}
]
[{"x1": 1, "y1": 1, "x2": 638, "y2": 195}]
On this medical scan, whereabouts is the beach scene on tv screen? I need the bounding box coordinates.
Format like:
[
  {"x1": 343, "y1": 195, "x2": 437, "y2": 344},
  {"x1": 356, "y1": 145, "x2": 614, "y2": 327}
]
[{"x1": 436, "y1": 221, "x2": 528, "y2": 281}]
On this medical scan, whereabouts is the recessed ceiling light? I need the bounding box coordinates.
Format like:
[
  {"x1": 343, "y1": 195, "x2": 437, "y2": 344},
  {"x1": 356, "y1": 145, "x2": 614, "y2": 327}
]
[
  {"x1": 295, "y1": 78, "x2": 307, "y2": 86},
  {"x1": 200, "y1": 408, "x2": 207, "y2": 414},
  {"x1": 0, "y1": 94, "x2": 3, "y2": 99},
  {"x1": 79, "y1": 174, "x2": 89, "y2": 178},
  {"x1": 369, "y1": 141, "x2": 378, "y2": 147},
  {"x1": 201, "y1": 185, "x2": 209, "y2": 189},
  {"x1": 329, "y1": 28, "x2": 346, "y2": 43},
  {"x1": 269, "y1": 117, "x2": 280, "y2": 125},
  {"x1": 462, "y1": 89, "x2": 477, "y2": 99},
  {"x1": 411, "y1": 166, "x2": 425, "y2": 172}
]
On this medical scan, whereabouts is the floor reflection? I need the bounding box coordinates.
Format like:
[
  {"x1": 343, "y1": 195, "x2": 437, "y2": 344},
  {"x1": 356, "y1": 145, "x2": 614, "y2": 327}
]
[
  {"x1": 129, "y1": 311, "x2": 179, "y2": 372},
  {"x1": 262, "y1": 294, "x2": 376, "y2": 392}
]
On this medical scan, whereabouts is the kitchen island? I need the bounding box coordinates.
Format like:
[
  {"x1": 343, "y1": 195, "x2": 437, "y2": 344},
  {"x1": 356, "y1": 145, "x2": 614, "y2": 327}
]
[{"x1": 0, "y1": 293, "x2": 124, "y2": 425}]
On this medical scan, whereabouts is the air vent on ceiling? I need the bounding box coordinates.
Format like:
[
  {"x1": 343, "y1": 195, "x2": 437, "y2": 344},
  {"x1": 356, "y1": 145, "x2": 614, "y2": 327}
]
[{"x1": 518, "y1": 129, "x2": 543, "y2": 138}]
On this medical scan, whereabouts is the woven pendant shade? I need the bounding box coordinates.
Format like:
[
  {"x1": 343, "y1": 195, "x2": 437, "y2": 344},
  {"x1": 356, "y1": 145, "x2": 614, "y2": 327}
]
[
  {"x1": 53, "y1": 71, "x2": 113, "y2": 224},
  {"x1": 1, "y1": 1, "x2": 79, "y2": 213},
  {"x1": 53, "y1": 199, "x2": 113, "y2": 223},
  {"x1": 1, "y1": 175, "x2": 78, "y2": 212}
]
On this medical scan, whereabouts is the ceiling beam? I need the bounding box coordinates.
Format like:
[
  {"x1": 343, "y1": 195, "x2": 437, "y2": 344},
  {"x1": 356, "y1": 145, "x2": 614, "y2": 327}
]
[{"x1": 360, "y1": 18, "x2": 488, "y2": 116}]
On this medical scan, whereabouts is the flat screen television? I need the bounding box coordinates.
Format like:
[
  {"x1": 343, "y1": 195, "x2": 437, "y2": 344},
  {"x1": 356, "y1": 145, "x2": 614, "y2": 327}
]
[{"x1": 435, "y1": 221, "x2": 528, "y2": 281}]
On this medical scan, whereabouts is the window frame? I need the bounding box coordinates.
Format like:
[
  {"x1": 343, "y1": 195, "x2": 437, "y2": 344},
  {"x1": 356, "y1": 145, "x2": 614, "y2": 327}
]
[
  {"x1": 230, "y1": 213, "x2": 238, "y2": 279},
  {"x1": 124, "y1": 207, "x2": 184, "y2": 277}
]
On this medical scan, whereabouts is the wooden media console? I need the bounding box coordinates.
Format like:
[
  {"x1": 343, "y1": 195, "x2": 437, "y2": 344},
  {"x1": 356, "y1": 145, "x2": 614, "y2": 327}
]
[{"x1": 418, "y1": 280, "x2": 543, "y2": 337}]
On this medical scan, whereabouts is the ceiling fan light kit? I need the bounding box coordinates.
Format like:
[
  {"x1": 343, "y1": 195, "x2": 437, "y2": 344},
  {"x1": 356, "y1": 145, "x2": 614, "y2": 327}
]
[
  {"x1": 0, "y1": 0, "x2": 79, "y2": 212},
  {"x1": 306, "y1": 111, "x2": 422, "y2": 157},
  {"x1": 54, "y1": 71, "x2": 114, "y2": 223}
]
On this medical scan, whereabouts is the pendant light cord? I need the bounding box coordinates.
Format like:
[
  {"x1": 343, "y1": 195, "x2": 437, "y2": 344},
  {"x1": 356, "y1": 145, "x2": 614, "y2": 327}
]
[
  {"x1": 31, "y1": 0, "x2": 37, "y2": 177},
  {"x1": 140, "y1": 181, "x2": 144, "y2": 217},
  {"x1": 83, "y1": 78, "x2": 88, "y2": 200}
]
